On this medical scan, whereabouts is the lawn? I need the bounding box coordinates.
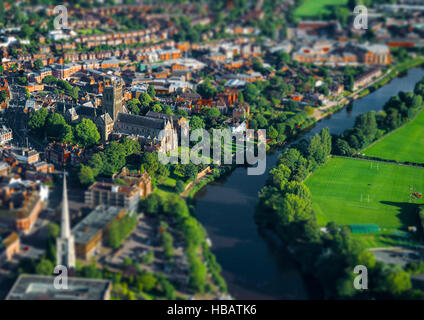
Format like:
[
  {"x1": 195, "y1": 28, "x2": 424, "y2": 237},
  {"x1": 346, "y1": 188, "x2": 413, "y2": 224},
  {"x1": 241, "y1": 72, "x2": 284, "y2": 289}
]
[
  {"x1": 363, "y1": 109, "x2": 424, "y2": 164},
  {"x1": 305, "y1": 157, "x2": 424, "y2": 232},
  {"x1": 294, "y1": 0, "x2": 348, "y2": 18}
]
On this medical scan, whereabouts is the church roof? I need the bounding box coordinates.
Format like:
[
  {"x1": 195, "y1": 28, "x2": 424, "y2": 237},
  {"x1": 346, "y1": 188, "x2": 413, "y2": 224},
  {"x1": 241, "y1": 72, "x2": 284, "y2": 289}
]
[
  {"x1": 145, "y1": 110, "x2": 182, "y2": 122},
  {"x1": 115, "y1": 112, "x2": 168, "y2": 130}
]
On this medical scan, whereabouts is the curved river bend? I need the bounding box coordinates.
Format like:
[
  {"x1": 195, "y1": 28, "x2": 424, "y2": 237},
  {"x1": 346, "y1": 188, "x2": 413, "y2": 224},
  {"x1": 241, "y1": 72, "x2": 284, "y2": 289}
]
[{"x1": 193, "y1": 67, "x2": 424, "y2": 299}]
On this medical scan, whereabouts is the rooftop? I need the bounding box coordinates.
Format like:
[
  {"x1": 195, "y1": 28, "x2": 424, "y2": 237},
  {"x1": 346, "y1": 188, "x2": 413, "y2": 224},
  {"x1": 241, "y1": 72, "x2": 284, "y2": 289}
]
[
  {"x1": 6, "y1": 274, "x2": 111, "y2": 300},
  {"x1": 72, "y1": 205, "x2": 124, "y2": 245}
]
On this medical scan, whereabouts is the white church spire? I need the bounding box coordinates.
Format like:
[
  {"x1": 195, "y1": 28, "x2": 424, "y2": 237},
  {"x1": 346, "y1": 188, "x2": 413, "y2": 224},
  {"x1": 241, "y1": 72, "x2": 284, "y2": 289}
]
[{"x1": 56, "y1": 172, "x2": 76, "y2": 269}]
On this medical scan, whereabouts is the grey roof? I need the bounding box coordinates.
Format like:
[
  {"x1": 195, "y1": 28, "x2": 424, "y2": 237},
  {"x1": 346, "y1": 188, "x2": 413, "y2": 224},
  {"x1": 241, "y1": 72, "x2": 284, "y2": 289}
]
[
  {"x1": 72, "y1": 205, "x2": 123, "y2": 245},
  {"x1": 145, "y1": 110, "x2": 181, "y2": 122},
  {"x1": 115, "y1": 112, "x2": 167, "y2": 129},
  {"x1": 6, "y1": 274, "x2": 111, "y2": 300}
]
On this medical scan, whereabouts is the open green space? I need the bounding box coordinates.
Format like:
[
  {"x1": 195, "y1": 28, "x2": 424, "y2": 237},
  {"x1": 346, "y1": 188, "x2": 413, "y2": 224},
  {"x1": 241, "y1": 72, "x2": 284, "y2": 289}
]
[
  {"x1": 363, "y1": 109, "x2": 424, "y2": 164},
  {"x1": 294, "y1": 0, "x2": 348, "y2": 18},
  {"x1": 305, "y1": 157, "x2": 424, "y2": 247}
]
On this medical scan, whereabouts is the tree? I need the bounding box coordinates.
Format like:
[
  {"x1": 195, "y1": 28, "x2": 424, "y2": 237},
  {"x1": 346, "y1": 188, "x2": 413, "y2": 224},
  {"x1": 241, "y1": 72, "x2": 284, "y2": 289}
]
[
  {"x1": 268, "y1": 126, "x2": 278, "y2": 140},
  {"x1": 334, "y1": 138, "x2": 352, "y2": 156},
  {"x1": 187, "y1": 250, "x2": 207, "y2": 293},
  {"x1": 127, "y1": 98, "x2": 141, "y2": 115},
  {"x1": 275, "y1": 51, "x2": 291, "y2": 66},
  {"x1": 175, "y1": 180, "x2": 185, "y2": 193},
  {"x1": 141, "y1": 250, "x2": 155, "y2": 265},
  {"x1": 145, "y1": 193, "x2": 163, "y2": 214},
  {"x1": 161, "y1": 231, "x2": 174, "y2": 259},
  {"x1": 70, "y1": 86, "x2": 79, "y2": 101},
  {"x1": 28, "y1": 107, "x2": 48, "y2": 136},
  {"x1": 102, "y1": 142, "x2": 126, "y2": 176},
  {"x1": 189, "y1": 116, "x2": 205, "y2": 131},
  {"x1": 79, "y1": 263, "x2": 102, "y2": 279},
  {"x1": 141, "y1": 152, "x2": 159, "y2": 177},
  {"x1": 57, "y1": 80, "x2": 73, "y2": 92},
  {"x1": 88, "y1": 153, "x2": 104, "y2": 177},
  {"x1": 345, "y1": 75, "x2": 354, "y2": 91},
  {"x1": 182, "y1": 217, "x2": 205, "y2": 247},
  {"x1": 197, "y1": 78, "x2": 217, "y2": 99},
  {"x1": 20, "y1": 24, "x2": 35, "y2": 39},
  {"x1": 308, "y1": 133, "x2": 326, "y2": 164},
  {"x1": 17, "y1": 76, "x2": 27, "y2": 85},
  {"x1": 184, "y1": 163, "x2": 198, "y2": 181},
  {"x1": 354, "y1": 112, "x2": 377, "y2": 143},
  {"x1": 269, "y1": 164, "x2": 291, "y2": 190},
  {"x1": 150, "y1": 103, "x2": 162, "y2": 113},
  {"x1": 35, "y1": 258, "x2": 54, "y2": 275},
  {"x1": 147, "y1": 85, "x2": 156, "y2": 98},
  {"x1": 385, "y1": 269, "x2": 412, "y2": 295},
  {"x1": 285, "y1": 181, "x2": 312, "y2": 203},
  {"x1": 47, "y1": 223, "x2": 60, "y2": 239},
  {"x1": 42, "y1": 75, "x2": 58, "y2": 85},
  {"x1": 46, "y1": 113, "x2": 67, "y2": 140},
  {"x1": 108, "y1": 219, "x2": 122, "y2": 248},
  {"x1": 78, "y1": 165, "x2": 95, "y2": 186},
  {"x1": 159, "y1": 277, "x2": 176, "y2": 299},
  {"x1": 276, "y1": 193, "x2": 313, "y2": 226},
  {"x1": 156, "y1": 164, "x2": 170, "y2": 183},
  {"x1": 205, "y1": 107, "x2": 220, "y2": 119},
  {"x1": 74, "y1": 118, "x2": 100, "y2": 147},
  {"x1": 34, "y1": 59, "x2": 44, "y2": 71},
  {"x1": 121, "y1": 138, "x2": 141, "y2": 156},
  {"x1": 138, "y1": 92, "x2": 153, "y2": 111},
  {"x1": 243, "y1": 83, "x2": 259, "y2": 104},
  {"x1": 140, "y1": 273, "x2": 157, "y2": 292},
  {"x1": 57, "y1": 124, "x2": 73, "y2": 144}
]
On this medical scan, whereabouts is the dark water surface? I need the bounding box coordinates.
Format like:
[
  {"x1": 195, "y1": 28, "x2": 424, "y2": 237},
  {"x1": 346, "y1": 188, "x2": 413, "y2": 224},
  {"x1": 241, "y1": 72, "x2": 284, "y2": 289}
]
[{"x1": 193, "y1": 67, "x2": 424, "y2": 299}]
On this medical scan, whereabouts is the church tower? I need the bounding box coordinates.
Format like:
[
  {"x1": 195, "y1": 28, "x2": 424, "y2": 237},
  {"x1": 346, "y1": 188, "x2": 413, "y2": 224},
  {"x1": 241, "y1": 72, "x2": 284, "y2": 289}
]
[
  {"x1": 56, "y1": 172, "x2": 76, "y2": 269},
  {"x1": 102, "y1": 77, "x2": 123, "y2": 121}
]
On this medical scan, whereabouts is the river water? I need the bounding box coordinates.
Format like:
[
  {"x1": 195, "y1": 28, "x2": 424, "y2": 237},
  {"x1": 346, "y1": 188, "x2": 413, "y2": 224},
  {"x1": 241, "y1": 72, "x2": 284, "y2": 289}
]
[{"x1": 193, "y1": 67, "x2": 424, "y2": 299}]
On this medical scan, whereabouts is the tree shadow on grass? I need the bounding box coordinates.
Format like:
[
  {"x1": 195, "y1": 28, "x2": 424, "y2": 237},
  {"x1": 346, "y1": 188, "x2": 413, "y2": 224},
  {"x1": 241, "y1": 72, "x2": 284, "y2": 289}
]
[
  {"x1": 157, "y1": 184, "x2": 175, "y2": 193},
  {"x1": 380, "y1": 201, "x2": 420, "y2": 230}
]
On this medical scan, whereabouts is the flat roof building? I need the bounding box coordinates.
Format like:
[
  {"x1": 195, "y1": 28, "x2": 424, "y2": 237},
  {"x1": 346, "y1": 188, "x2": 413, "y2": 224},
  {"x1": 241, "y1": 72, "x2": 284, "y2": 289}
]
[
  {"x1": 6, "y1": 274, "x2": 112, "y2": 300},
  {"x1": 72, "y1": 205, "x2": 126, "y2": 260}
]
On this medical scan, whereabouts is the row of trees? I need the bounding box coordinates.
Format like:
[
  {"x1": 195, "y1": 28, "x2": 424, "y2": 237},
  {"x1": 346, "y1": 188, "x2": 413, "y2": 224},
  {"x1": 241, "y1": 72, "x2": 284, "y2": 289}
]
[
  {"x1": 28, "y1": 108, "x2": 101, "y2": 146},
  {"x1": 76, "y1": 138, "x2": 141, "y2": 185},
  {"x1": 333, "y1": 87, "x2": 423, "y2": 156},
  {"x1": 126, "y1": 91, "x2": 172, "y2": 116},
  {"x1": 108, "y1": 214, "x2": 138, "y2": 249},
  {"x1": 257, "y1": 129, "x2": 331, "y2": 235},
  {"x1": 142, "y1": 192, "x2": 224, "y2": 294}
]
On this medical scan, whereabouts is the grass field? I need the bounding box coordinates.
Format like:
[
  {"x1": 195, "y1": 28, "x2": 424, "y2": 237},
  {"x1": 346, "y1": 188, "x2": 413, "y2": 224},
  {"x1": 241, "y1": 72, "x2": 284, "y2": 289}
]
[
  {"x1": 305, "y1": 158, "x2": 424, "y2": 234},
  {"x1": 294, "y1": 0, "x2": 348, "y2": 18},
  {"x1": 363, "y1": 110, "x2": 424, "y2": 164}
]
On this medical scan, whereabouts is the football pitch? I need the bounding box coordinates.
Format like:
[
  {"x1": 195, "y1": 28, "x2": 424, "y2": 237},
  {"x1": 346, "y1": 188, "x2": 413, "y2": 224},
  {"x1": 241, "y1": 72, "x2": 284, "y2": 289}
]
[
  {"x1": 305, "y1": 157, "x2": 424, "y2": 230},
  {"x1": 294, "y1": 0, "x2": 348, "y2": 18},
  {"x1": 363, "y1": 109, "x2": 424, "y2": 164}
]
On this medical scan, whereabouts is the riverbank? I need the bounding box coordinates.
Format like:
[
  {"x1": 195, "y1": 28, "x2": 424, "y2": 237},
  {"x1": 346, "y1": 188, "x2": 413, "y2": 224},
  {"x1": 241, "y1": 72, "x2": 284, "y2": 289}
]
[
  {"x1": 191, "y1": 66, "x2": 424, "y2": 299},
  {"x1": 186, "y1": 59, "x2": 424, "y2": 203},
  {"x1": 313, "y1": 57, "x2": 424, "y2": 122}
]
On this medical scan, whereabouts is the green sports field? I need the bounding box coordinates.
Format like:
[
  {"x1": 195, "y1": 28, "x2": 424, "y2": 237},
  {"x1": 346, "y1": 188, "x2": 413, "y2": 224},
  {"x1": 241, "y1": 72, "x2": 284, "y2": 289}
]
[
  {"x1": 305, "y1": 157, "x2": 424, "y2": 232},
  {"x1": 363, "y1": 109, "x2": 424, "y2": 164},
  {"x1": 294, "y1": 0, "x2": 348, "y2": 18}
]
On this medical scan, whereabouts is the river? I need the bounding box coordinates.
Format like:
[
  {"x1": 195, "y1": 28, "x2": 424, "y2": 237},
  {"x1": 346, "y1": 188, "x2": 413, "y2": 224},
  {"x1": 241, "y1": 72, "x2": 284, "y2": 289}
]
[{"x1": 193, "y1": 67, "x2": 424, "y2": 300}]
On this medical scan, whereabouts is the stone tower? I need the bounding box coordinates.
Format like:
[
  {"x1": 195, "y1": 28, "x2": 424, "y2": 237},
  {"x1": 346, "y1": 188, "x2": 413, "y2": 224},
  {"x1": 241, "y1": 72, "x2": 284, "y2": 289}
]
[
  {"x1": 56, "y1": 172, "x2": 76, "y2": 269},
  {"x1": 102, "y1": 77, "x2": 123, "y2": 121}
]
